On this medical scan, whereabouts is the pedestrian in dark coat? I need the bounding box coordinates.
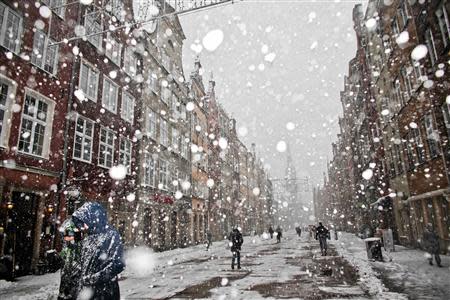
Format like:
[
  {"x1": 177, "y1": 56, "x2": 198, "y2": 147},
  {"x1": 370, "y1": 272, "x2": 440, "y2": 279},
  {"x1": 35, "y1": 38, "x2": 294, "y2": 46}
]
[
  {"x1": 295, "y1": 226, "x2": 302, "y2": 237},
  {"x1": 268, "y1": 226, "x2": 274, "y2": 239},
  {"x1": 72, "y1": 202, "x2": 125, "y2": 300},
  {"x1": 276, "y1": 226, "x2": 282, "y2": 243},
  {"x1": 228, "y1": 227, "x2": 243, "y2": 269},
  {"x1": 205, "y1": 231, "x2": 213, "y2": 251},
  {"x1": 315, "y1": 222, "x2": 329, "y2": 256},
  {"x1": 422, "y1": 224, "x2": 442, "y2": 267},
  {"x1": 58, "y1": 218, "x2": 82, "y2": 300}
]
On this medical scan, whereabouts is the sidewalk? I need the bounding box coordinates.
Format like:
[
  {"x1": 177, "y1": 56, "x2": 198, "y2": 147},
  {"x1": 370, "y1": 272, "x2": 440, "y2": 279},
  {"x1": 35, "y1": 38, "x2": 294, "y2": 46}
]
[{"x1": 331, "y1": 232, "x2": 450, "y2": 300}]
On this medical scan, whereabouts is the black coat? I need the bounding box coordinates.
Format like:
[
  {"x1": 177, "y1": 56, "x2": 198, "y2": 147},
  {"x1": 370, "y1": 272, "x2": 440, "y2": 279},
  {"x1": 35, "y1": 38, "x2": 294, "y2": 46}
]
[
  {"x1": 316, "y1": 225, "x2": 329, "y2": 239},
  {"x1": 58, "y1": 243, "x2": 82, "y2": 300},
  {"x1": 229, "y1": 229, "x2": 243, "y2": 252},
  {"x1": 72, "y1": 202, "x2": 125, "y2": 300}
]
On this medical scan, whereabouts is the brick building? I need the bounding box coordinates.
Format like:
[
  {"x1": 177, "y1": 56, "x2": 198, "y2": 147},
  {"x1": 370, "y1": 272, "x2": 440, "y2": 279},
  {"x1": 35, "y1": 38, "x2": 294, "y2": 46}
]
[{"x1": 320, "y1": 0, "x2": 450, "y2": 252}]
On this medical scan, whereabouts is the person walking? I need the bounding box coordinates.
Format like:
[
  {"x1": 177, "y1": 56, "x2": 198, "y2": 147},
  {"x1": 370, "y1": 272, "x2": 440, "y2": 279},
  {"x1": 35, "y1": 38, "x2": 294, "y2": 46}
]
[
  {"x1": 315, "y1": 222, "x2": 329, "y2": 256},
  {"x1": 268, "y1": 226, "x2": 274, "y2": 239},
  {"x1": 276, "y1": 226, "x2": 282, "y2": 243},
  {"x1": 71, "y1": 202, "x2": 125, "y2": 299},
  {"x1": 58, "y1": 218, "x2": 82, "y2": 300},
  {"x1": 295, "y1": 226, "x2": 302, "y2": 237},
  {"x1": 205, "y1": 231, "x2": 213, "y2": 251},
  {"x1": 422, "y1": 223, "x2": 442, "y2": 267},
  {"x1": 228, "y1": 227, "x2": 243, "y2": 270}
]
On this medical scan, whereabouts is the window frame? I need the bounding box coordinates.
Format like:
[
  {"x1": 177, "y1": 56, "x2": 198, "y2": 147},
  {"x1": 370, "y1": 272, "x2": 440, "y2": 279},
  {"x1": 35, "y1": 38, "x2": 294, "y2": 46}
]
[
  {"x1": 121, "y1": 91, "x2": 135, "y2": 123},
  {"x1": 436, "y1": 4, "x2": 450, "y2": 48},
  {"x1": 42, "y1": 0, "x2": 66, "y2": 19},
  {"x1": 123, "y1": 46, "x2": 138, "y2": 76},
  {"x1": 79, "y1": 60, "x2": 99, "y2": 102},
  {"x1": 0, "y1": 75, "x2": 16, "y2": 148},
  {"x1": 0, "y1": 2, "x2": 23, "y2": 53},
  {"x1": 119, "y1": 137, "x2": 132, "y2": 174},
  {"x1": 73, "y1": 115, "x2": 94, "y2": 163},
  {"x1": 17, "y1": 88, "x2": 55, "y2": 159},
  {"x1": 102, "y1": 75, "x2": 119, "y2": 113},
  {"x1": 105, "y1": 32, "x2": 122, "y2": 66},
  {"x1": 143, "y1": 154, "x2": 156, "y2": 187},
  {"x1": 146, "y1": 109, "x2": 157, "y2": 140},
  {"x1": 31, "y1": 30, "x2": 59, "y2": 75},
  {"x1": 423, "y1": 113, "x2": 440, "y2": 159},
  {"x1": 160, "y1": 117, "x2": 169, "y2": 147},
  {"x1": 98, "y1": 126, "x2": 115, "y2": 169},
  {"x1": 425, "y1": 29, "x2": 438, "y2": 66},
  {"x1": 159, "y1": 159, "x2": 169, "y2": 190},
  {"x1": 84, "y1": 8, "x2": 103, "y2": 50}
]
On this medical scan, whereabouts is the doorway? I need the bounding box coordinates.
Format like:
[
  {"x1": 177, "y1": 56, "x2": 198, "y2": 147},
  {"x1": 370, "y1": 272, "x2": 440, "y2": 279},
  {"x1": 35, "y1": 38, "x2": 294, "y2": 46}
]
[{"x1": 6, "y1": 191, "x2": 38, "y2": 277}]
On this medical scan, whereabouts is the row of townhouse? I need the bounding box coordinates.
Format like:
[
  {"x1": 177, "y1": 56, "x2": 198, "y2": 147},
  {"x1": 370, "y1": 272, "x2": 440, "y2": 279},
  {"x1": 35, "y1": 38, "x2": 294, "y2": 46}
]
[
  {"x1": 315, "y1": 0, "x2": 450, "y2": 253},
  {"x1": 0, "y1": 0, "x2": 273, "y2": 278}
]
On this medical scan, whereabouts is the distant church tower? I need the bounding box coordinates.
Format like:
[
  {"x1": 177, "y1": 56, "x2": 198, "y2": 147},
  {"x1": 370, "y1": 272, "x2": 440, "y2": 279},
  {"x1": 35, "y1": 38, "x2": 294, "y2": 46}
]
[{"x1": 284, "y1": 143, "x2": 300, "y2": 226}]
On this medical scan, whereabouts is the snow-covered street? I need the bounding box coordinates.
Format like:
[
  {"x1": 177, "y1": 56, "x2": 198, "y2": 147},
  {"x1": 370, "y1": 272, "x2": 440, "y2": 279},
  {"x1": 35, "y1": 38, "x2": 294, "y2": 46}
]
[{"x1": 1, "y1": 230, "x2": 448, "y2": 299}]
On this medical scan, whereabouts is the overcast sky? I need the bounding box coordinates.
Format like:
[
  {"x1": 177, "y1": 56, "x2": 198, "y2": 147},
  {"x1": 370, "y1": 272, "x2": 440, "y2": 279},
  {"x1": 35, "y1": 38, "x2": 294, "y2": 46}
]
[{"x1": 180, "y1": 1, "x2": 361, "y2": 193}]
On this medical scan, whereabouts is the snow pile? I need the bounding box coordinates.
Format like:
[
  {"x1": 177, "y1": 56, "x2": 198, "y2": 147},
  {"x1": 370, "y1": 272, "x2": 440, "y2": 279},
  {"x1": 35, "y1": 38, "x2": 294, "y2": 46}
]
[
  {"x1": 124, "y1": 246, "x2": 156, "y2": 277},
  {"x1": 331, "y1": 232, "x2": 407, "y2": 299}
]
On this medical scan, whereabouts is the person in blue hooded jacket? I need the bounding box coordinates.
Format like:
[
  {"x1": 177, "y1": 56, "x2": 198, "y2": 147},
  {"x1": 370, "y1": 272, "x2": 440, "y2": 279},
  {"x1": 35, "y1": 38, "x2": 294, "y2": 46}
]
[{"x1": 71, "y1": 202, "x2": 124, "y2": 300}]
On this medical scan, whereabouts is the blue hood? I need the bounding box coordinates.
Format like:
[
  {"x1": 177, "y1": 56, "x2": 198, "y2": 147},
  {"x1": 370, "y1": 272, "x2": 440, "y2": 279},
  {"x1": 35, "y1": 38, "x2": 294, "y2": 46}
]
[{"x1": 72, "y1": 202, "x2": 108, "y2": 234}]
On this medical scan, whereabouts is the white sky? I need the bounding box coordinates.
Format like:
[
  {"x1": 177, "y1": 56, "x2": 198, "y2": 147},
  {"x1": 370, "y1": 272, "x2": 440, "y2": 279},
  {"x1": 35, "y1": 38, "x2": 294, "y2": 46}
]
[{"x1": 180, "y1": 1, "x2": 361, "y2": 189}]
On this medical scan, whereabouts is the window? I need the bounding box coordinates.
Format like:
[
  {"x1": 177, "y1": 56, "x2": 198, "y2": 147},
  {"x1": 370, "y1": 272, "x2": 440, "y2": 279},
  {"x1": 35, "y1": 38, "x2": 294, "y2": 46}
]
[
  {"x1": 18, "y1": 91, "x2": 54, "y2": 158},
  {"x1": 73, "y1": 116, "x2": 94, "y2": 162},
  {"x1": 107, "y1": 0, "x2": 124, "y2": 21},
  {"x1": 121, "y1": 91, "x2": 134, "y2": 123},
  {"x1": 436, "y1": 5, "x2": 450, "y2": 48},
  {"x1": 102, "y1": 76, "x2": 118, "y2": 113},
  {"x1": 42, "y1": 0, "x2": 66, "y2": 18},
  {"x1": 170, "y1": 165, "x2": 178, "y2": 192},
  {"x1": 98, "y1": 127, "x2": 115, "y2": 168},
  {"x1": 119, "y1": 137, "x2": 132, "y2": 173},
  {"x1": 148, "y1": 72, "x2": 158, "y2": 94},
  {"x1": 425, "y1": 29, "x2": 438, "y2": 66},
  {"x1": 123, "y1": 46, "x2": 138, "y2": 76},
  {"x1": 442, "y1": 103, "x2": 450, "y2": 147},
  {"x1": 161, "y1": 85, "x2": 171, "y2": 104},
  {"x1": 405, "y1": 134, "x2": 416, "y2": 170},
  {"x1": 84, "y1": 9, "x2": 102, "y2": 49},
  {"x1": 160, "y1": 118, "x2": 169, "y2": 146},
  {"x1": 392, "y1": 78, "x2": 403, "y2": 108},
  {"x1": 392, "y1": 18, "x2": 400, "y2": 36},
  {"x1": 31, "y1": 30, "x2": 59, "y2": 75},
  {"x1": 105, "y1": 33, "x2": 122, "y2": 65},
  {"x1": 412, "y1": 60, "x2": 424, "y2": 85},
  {"x1": 79, "y1": 61, "x2": 99, "y2": 101},
  {"x1": 0, "y1": 76, "x2": 16, "y2": 147},
  {"x1": 400, "y1": 65, "x2": 413, "y2": 99},
  {"x1": 411, "y1": 128, "x2": 426, "y2": 164},
  {"x1": 143, "y1": 155, "x2": 156, "y2": 187},
  {"x1": 159, "y1": 159, "x2": 169, "y2": 190},
  {"x1": 398, "y1": 1, "x2": 409, "y2": 29},
  {"x1": 146, "y1": 109, "x2": 157, "y2": 139},
  {"x1": 0, "y1": 2, "x2": 22, "y2": 53},
  {"x1": 424, "y1": 113, "x2": 440, "y2": 158},
  {"x1": 394, "y1": 142, "x2": 403, "y2": 174},
  {"x1": 181, "y1": 135, "x2": 188, "y2": 159},
  {"x1": 172, "y1": 128, "x2": 179, "y2": 151}
]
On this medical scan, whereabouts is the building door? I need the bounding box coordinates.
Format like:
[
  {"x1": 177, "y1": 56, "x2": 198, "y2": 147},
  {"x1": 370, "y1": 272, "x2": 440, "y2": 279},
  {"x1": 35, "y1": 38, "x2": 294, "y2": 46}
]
[{"x1": 6, "y1": 192, "x2": 38, "y2": 277}]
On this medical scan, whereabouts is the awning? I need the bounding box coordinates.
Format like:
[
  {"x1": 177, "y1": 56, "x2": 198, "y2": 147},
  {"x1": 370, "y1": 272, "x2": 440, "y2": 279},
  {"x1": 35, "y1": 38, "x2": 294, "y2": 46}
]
[{"x1": 405, "y1": 188, "x2": 450, "y2": 204}]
